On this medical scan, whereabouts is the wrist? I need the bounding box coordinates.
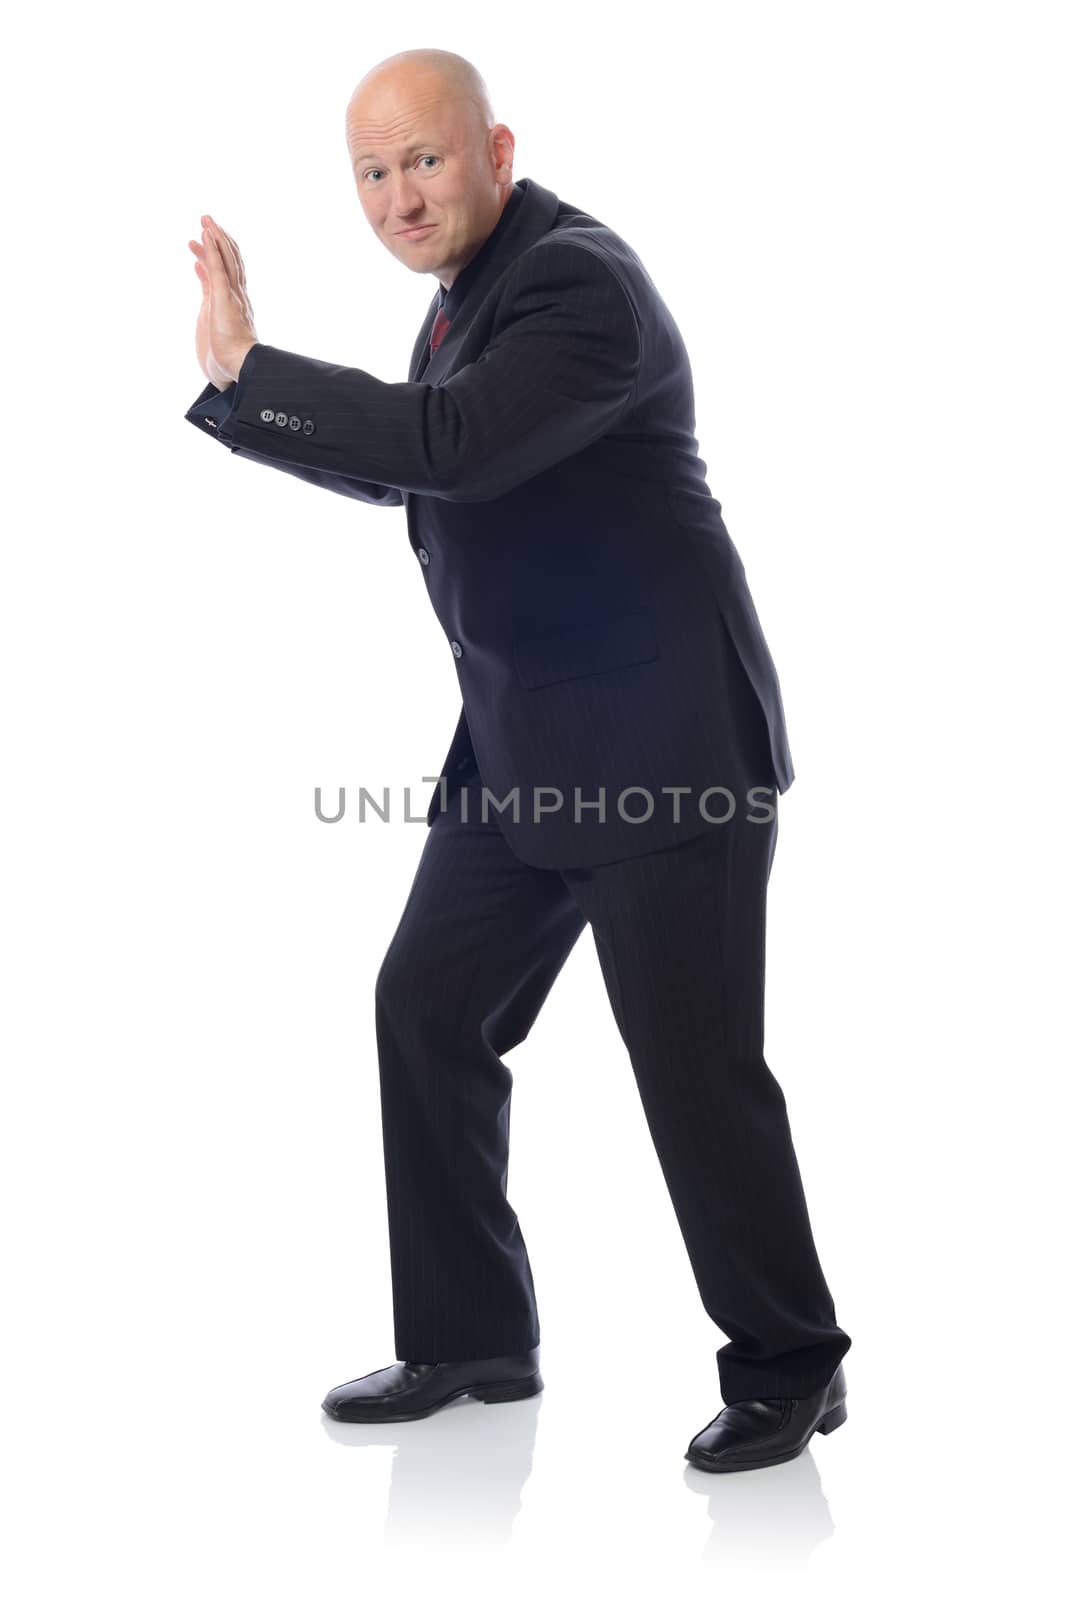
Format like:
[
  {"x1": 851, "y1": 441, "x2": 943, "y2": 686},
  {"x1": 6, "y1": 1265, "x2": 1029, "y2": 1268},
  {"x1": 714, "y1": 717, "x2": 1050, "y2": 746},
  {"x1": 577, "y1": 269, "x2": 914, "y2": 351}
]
[{"x1": 233, "y1": 339, "x2": 258, "y2": 382}]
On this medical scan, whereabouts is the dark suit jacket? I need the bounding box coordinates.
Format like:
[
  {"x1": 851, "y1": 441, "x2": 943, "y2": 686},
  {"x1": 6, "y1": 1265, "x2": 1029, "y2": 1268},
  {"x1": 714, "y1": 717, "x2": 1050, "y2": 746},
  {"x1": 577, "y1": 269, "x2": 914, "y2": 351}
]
[{"x1": 184, "y1": 176, "x2": 795, "y2": 868}]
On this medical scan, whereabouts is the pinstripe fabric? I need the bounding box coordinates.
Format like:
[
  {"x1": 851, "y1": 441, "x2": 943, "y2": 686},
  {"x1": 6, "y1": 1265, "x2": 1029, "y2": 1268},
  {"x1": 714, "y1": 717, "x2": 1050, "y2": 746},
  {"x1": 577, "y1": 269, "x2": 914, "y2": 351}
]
[
  {"x1": 184, "y1": 176, "x2": 797, "y2": 869},
  {"x1": 184, "y1": 178, "x2": 850, "y2": 1395},
  {"x1": 375, "y1": 744, "x2": 851, "y2": 1401},
  {"x1": 374, "y1": 767, "x2": 586, "y2": 1362}
]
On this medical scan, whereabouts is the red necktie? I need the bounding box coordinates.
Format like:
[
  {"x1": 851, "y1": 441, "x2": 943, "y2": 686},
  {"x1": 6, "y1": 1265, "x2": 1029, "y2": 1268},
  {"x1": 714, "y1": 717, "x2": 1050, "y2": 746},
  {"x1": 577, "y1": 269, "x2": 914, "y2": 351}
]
[{"x1": 429, "y1": 306, "x2": 451, "y2": 357}]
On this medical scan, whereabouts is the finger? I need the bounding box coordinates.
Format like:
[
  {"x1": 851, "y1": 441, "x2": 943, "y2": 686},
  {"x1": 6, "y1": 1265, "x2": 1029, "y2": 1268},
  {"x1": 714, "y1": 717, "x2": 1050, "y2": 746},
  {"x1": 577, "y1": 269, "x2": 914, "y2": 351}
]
[
  {"x1": 214, "y1": 226, "x2": 254, "y2": 319},
  {"x1": 221, "y1": 235, "x2": 250, "y2": 310},
  {"x1": 204, "y1": 217, "x2": 243, "y2": 294},
  {"x1": 218, "y1": 230, "x2": 243, "y2": 287},
  {"x1": 202, "y1": 232, "x2": 238, "y2": 338},
  {"x1": 204, "y1": 215, "x2": 247, "y2": 294},
  {"x1": 203, "y1": 224, "x2": 225, "y2": 280},
  {"x1": 219, "y1": 228, "x2": 247, "y2": 288},
  {"x1": 201, "y1": 224, "x2": 233, "y2": 294}
]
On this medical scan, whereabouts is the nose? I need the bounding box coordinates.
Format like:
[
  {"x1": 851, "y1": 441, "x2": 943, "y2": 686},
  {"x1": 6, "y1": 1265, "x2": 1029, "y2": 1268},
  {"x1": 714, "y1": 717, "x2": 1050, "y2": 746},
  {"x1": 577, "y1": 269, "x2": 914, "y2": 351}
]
[{"x1": 391, "y1": 180, "x2": 424, "y2": 223}]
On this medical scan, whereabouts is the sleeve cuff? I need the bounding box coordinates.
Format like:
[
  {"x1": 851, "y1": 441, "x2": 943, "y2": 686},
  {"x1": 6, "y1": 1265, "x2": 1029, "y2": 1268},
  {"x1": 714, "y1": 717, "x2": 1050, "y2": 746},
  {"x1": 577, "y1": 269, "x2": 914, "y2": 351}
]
[
  {"x1": 183, "y1": 345, "x2": 260, "y2": 439},
  {"x1": 184, "y1": 378, "x2": 238, "y2": 436}
]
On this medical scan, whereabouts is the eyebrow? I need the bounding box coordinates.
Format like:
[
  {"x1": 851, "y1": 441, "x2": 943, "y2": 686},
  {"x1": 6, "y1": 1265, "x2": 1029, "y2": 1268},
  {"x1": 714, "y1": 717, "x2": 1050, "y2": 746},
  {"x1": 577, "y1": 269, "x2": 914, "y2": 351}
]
[{"x1": 353, "y1": 144, "x2": 438, "y2": 167}]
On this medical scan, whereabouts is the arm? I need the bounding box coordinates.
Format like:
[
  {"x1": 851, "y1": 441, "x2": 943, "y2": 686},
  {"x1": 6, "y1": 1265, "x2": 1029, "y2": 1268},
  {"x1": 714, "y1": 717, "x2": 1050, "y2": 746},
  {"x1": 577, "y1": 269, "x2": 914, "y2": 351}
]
[
  {"x1": 190, "y1": 241, "x2": 641, "y2": 505},
  {"x1": 184, "y1": 379, "x2": 404, "y2": 506}
]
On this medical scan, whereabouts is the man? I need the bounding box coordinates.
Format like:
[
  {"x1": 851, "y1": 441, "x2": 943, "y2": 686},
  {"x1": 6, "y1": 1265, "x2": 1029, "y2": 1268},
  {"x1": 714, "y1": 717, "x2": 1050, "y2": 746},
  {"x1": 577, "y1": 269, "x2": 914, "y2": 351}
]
[{"x1": 185, "y1": 47, "x2": 852, "y2": 1473}]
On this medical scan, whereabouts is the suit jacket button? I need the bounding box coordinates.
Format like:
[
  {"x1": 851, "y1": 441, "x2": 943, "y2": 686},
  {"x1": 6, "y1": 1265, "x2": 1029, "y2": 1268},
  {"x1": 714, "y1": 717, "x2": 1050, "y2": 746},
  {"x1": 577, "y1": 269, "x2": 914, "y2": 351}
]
[
  {"x1": 450, "y1": 639, "x2": 462, "y2": 657},
  {"x1": 417, "y1": 547, "x2": 430, "y2": 564},
  {"x1": 288, "y1": 415, "x2": 301, "y2": 431},
  {"x1": 302, "y1": 419, "x2": 315, "y2": 435},
  {"x1": 260, "y1": 408, "x2": 274, "y2": 422},
  {"x1": 274, "y1": 411, "x2": 288, "y2": 427}
]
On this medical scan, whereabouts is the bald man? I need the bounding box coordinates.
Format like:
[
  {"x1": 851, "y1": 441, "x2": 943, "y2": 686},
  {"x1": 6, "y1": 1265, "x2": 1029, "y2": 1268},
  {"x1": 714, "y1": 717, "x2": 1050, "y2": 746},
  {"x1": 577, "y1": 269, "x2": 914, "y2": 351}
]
[{"x1": 186, "y1": 48, "x2": 852, "y2": 1473}]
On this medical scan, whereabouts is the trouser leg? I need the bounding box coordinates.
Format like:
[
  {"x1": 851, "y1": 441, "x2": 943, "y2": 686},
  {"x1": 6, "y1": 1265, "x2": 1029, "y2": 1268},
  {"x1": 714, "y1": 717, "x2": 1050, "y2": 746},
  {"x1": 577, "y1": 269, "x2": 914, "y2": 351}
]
[
  {"x1": 559, "y1": 806, "x2": 852, "y2": 1402},
  {"x1": 374, "y1": 766, "x2": 586, "y2": 1362}
]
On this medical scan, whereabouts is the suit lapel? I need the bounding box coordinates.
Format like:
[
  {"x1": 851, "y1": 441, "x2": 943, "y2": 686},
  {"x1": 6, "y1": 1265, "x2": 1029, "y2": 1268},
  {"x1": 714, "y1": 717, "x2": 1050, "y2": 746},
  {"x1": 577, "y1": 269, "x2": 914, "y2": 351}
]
[
  {"x1": 409, "y1": 297, "x2": 440, "y2": 382},
  {"x1": 407, "y1": 178, "x2": 561, "y2": 386}
]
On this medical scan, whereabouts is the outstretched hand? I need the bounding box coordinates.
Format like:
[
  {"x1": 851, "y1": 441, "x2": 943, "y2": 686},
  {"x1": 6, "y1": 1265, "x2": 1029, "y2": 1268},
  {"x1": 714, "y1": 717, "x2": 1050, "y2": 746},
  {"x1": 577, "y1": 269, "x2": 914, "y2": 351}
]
[{"x1": 188, "y1": 215, "x2": 259, "y2": 389}]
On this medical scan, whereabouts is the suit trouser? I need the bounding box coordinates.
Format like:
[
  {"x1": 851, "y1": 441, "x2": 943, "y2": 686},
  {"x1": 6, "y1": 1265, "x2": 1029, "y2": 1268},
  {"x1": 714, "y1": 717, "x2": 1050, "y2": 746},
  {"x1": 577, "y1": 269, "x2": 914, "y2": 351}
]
[{"x1": 373, "y1": 749, "x2": 852, "y2": 1403}]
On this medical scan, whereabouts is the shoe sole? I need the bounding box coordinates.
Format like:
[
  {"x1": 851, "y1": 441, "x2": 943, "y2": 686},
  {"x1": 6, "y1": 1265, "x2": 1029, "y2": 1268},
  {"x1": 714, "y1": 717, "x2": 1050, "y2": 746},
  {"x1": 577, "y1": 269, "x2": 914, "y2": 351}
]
[
  {"x1": 684, "y1": 1399, "x2": 848, "y2": 1473},
  {"x1": 322, "y1": 1371, "x2": 544, "y2": 1423}
]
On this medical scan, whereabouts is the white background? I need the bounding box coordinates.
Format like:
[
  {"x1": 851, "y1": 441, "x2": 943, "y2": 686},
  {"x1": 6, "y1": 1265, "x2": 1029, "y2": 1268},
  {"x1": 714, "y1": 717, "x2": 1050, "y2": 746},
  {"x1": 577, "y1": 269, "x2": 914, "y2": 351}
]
[{"x1": 2, "y1": 2, "x2": 1076, "y2": 1594}]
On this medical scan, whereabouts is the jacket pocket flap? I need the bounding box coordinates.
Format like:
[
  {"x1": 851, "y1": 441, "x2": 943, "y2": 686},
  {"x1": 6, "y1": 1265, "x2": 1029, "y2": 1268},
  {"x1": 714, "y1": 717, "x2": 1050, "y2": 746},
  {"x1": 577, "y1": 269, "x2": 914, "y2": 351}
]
[{"x1": 513, "y1": 610, "x2": 658, "y2": 690}]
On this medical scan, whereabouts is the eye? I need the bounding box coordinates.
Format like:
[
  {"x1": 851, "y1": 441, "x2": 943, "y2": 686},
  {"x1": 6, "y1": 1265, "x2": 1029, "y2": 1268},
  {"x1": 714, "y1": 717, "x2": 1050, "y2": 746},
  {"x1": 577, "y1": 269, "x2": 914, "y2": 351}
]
[{"x1": 361, "y1": 156, "x2": 440, "y2": 183}]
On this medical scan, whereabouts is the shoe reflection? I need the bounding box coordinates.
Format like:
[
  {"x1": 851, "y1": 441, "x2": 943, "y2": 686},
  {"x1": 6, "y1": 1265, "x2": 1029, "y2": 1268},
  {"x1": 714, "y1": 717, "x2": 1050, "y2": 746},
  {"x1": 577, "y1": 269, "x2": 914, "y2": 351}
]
[{"x1": 322, "y1": 1389, "x2": 541, "y2": 1546}]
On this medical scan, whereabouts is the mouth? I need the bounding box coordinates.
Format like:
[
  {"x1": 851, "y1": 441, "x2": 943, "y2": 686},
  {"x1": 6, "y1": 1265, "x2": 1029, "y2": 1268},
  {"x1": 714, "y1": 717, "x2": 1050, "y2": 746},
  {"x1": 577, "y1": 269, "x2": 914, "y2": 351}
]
[{"x1": 396, "y1": 223, "x2": 437, "y2": 239}]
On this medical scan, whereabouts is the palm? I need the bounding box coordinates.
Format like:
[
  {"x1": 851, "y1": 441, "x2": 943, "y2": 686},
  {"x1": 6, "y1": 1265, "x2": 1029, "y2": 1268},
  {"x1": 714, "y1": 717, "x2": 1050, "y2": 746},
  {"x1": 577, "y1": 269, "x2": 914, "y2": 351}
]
[
  {"x1": 189, "y1": 221, "x2": 257, "y2": 390},
  {"x1": 195, "y1": 275, "x2": 234, "y2": 389}
]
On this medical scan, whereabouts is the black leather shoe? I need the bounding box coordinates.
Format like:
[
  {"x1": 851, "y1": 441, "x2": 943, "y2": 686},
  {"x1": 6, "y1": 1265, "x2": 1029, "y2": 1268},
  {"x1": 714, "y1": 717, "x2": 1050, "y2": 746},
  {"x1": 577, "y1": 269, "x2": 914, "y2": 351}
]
[
  {"x1": 685, "y1": 1363, "x2": 848, "y2": 1472},
  {"x1": 322, "y1": 1346, "x2": 543, "y2": 1422}
]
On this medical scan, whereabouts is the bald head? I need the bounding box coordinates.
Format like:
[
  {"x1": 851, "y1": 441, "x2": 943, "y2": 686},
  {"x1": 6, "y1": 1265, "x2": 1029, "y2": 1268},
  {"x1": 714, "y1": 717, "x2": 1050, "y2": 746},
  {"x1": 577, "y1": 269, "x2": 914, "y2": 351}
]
[
  {"x1": 349, "y1": 49, "x2": 495, "y2": 139},
  {"x1": 346, "y1": 50, "x2": 515, "y2": 290}
]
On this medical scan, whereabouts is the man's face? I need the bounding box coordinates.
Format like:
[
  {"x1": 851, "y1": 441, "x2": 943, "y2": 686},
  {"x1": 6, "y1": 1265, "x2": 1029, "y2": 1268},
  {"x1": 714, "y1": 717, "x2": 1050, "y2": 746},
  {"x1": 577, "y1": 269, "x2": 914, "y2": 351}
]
[{"x1": 346, "y1": 74, "x2": 513, "y2": 289}]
